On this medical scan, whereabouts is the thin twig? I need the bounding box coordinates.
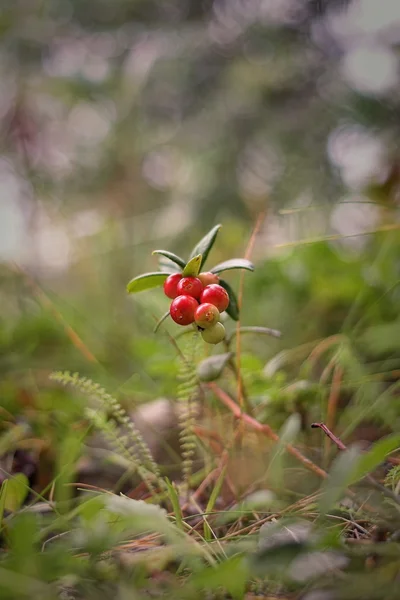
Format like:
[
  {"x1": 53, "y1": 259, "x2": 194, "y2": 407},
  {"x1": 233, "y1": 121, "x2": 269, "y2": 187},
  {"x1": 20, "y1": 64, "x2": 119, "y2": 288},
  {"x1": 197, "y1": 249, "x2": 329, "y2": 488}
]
[
  {"x1": 13, "y1": 264, "x2": 98, "y2": 363},
  {"x1": 208, "y1": 382, "x2": 327, "y2": 480},
  {"x1": 312, "y1": 422, "x2": 400, "y2": 507},
  {"x1": 311, "y1": 422, "x2": 346, "y2": 451}
]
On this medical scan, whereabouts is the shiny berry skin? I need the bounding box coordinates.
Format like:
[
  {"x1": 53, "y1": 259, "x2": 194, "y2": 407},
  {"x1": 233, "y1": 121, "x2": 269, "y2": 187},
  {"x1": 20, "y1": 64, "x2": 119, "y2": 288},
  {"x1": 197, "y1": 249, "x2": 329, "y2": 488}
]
[
  {"x1": 201, "y1": 322, "x2": 226, "y2": 344},
  {"x1": 198, "y1": 271, "x2": 219, "y2": 287},
  {"x1": 176, "y1": 276, "x2": 204, "y2": 299},
  {"x1": 194, "y1": 303, "x2": 220, "y2": 329},
  {"x1": 170, "y1": 295, "x2": 199, "y2": 325},
  {"x1": 200, "y1": 284, "x2": 229, "y2": 312},
  {"x1": 163, "y1": 273, "x2": 182, "y2": 299}
]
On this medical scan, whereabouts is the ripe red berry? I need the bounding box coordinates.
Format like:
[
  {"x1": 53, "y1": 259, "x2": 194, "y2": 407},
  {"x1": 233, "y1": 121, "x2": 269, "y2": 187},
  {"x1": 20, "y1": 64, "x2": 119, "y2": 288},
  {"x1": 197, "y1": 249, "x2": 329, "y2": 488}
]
[
  {"x1": 201, "y1": 322, "x2": 226, "y2": 344},
  {"x1": 200, "y1": 284, "x2": 229, "y2": 312},
  {"x1": 198, "y1": 271, "x2": 219, "y2": 287},
  {"x1": 170, "y1": 295, "x2": 199, "y2": 325},
  {"x1": 163, "y1": 273, "x2": 182, "y2": 299},
  {"x1": 176, "y1": 276, "x2": 204, "y2": 299},
  {"x1": 194, "y1": 303, "x2": 220, "y2": 329}
]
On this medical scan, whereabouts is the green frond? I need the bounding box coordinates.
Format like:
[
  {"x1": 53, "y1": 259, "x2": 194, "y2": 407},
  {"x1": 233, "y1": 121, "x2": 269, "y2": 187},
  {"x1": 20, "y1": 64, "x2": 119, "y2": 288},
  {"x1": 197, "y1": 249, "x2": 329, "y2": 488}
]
[
  {"x1": 385, "y1": 464, "x2": 400, "y2": 492},
  {"x1": 50, "y1": 371, "x2": 163, "y2": 492},
  {"x1": 176, "y1": 334, "x2": 201, "y2": 493}
]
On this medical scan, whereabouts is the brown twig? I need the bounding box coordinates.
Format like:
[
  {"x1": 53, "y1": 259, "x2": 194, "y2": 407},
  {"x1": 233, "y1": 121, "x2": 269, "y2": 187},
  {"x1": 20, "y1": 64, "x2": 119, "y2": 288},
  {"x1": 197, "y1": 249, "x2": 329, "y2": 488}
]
[
  {"x1": 324, "y1": 365, "x2": 344, "y2": 462},
  {"x1": 311, "y1": 422, "x2": 400, "y2": 507},
  {"x1": 311, "y1": 422, "x2": 346, "y2": 451},
  {"x1": 207, "y1": 382, "x2": 327, "y2": 480},
  {"x1": 14, "y1": 265, "x2": 98, "y2": 364},
  {"x1": 307, "y1": 334, "x2": 345, "y2": 372}
]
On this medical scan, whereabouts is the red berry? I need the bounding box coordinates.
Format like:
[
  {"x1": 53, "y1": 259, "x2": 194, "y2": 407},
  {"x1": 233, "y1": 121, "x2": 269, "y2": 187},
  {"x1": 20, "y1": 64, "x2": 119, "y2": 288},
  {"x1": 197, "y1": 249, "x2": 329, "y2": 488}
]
[
  {"x1": 198, "y1": 271, "x2": 219, "y2": 286},
  {"x1": 194, "y1": 303, "x2": 220, "y2": 329},
  {"x1": 176, "y1": 276, "x2": 204, "y2": 299},
  {"x1": 200, "y1": 284, "x2": 229, "y2": 312},
  {"x1": 170, "y1": 295, "x2": 199, "y2": 325},
  {"x1": 163, "y1": 273, "x2": 182, "y2": 299}
]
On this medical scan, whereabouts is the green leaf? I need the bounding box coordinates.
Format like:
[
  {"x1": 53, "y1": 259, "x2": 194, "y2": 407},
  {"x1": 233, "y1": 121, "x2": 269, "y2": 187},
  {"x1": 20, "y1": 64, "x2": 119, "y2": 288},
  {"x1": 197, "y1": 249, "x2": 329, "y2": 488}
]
[
  {"x1": 204, "y1": 466, "x2": 227, "y2": 541},
  {"x1": 263, "y1": 350, "x2": 291, "y2": 377},
  {"x1": 267, "y1": 414, "x2": 301, "y2": 488},
  {"x1": 152, "y1": 250, "x2": 186, "y2": 270},
  {"x1": 56, "y1": 430, "x2": 82, "y2": 512},
  {"x1": 165, "y1": 478, "x2": 184, "y2": 532},
  {"x1": 190, "y1": 555, "x2": 248, "y2": 600},
  {"x1": 319, "y1": 445, "x2": 363, "y2": 514},
  {"x1": 3, "y1": 474, "x2": 29, "y2": 512},
  {"x1": 158, "y1": 255, "x2": 181, "y2": 273},
  {"x1": 211, "y1": 258, "x2": 254, "y2": 274},
  {"x1": 319, "y1": 435, "x2": 400, "y2": 515},
  {"x1": 219, "y1": 278, "x2": 239, "y2": 321},
  {"x1": 349, "y1": 433, "x2": 400, "y2": 486},
  {"x1": 153, "y1": 310, "x2": 170, "y2": 333},
  {"x1": 229, "y1": 326, "x2": 282, "y2": 344},
  {"x1": 183, "y1": 254, "x2": 202, "y2": 277},
  {"x1": 0, "y1": 480, "x2": 8, "y2": 522},
  {"x1": 189, "y1": 224, "x2": 222, "y2": 268},
  {"x1": 126, "y1": 272, "x2": 168, "y2": 293},
  {"x1": 197, "y1": 352, "x2": 233, "y2": 382}
]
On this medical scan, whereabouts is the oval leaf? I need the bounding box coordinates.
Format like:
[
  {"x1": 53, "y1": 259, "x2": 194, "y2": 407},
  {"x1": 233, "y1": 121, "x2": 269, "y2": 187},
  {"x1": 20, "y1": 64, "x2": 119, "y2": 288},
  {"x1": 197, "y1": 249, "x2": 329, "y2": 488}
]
[
  {"x1": 153, "y1": 310, "x2": 170, "y2": 333},
  {"x1": 267, "y1": 414, "x2": 301, "y2": 488},
  {"x1": 219, "y1": 278, "x2": 239, "y2": 321},
  {"x1": 189, "y1": 224, "x2": 222, "y2": 268},
  {"x1": 152, "y1": 250, "x2": 186, "y2": 270},
  {"x1": 229, "y1": 326, "x2": 282, "y2": 343},
  {"x1": 263, "y1": 350, "x2": 290, "y2": 378},
  {"x1": 318, "y1": 444, "x2": 363, "y2": 515},
  {"x1": 197, "y1": 352, "x2": 234, "y2": 382},
  {"x1": 183, "y1": 254, "x2": 202, "y2": 277},
  {"x1": 349, "y1": 433, "x2": 400, "y2": 486},
  {"x1": 158, "y1": 256, "x2": 181, "y2": 273},
  {"x1": 0, "y1": 480, "x2": 8, "y2": 522},
  {"x1": 211, "y1": 258, "x2": 254, "y2": 274},
  {"x1": 3, "y1": 473, "x2": 29, "y2": 512},
  {"x1": 127, "y1": 272, "x2": 168, "y2": 294}
]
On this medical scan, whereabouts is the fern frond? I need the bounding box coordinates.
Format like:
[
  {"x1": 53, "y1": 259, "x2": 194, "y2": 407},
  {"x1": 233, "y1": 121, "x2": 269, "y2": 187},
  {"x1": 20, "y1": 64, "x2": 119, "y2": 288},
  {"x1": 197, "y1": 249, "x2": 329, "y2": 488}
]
[
  {"x1": 176, "y1": 333, "x2": 201, "y2": 493},
  {"x1": 50, "y1": 371, "x2": 162, "y2": 491},
  {"x1": 385, "y1": 464, "x2": 400, "y2": 492}
]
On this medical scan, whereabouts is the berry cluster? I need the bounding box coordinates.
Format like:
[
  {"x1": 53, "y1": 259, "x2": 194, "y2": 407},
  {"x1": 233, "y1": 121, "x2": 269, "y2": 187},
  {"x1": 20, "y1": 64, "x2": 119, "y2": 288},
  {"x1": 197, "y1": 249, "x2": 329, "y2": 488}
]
[{"x1": 163, "y1": 272, "x2": 229, "y2": 344}]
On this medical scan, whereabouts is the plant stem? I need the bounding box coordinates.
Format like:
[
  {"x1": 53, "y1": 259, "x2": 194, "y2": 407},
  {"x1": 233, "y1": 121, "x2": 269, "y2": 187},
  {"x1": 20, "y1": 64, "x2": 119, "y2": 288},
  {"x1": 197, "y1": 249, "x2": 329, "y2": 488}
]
[
  {"x1": 207, "y1": 382, "x2": 327, "y2": 480},
  {"x1": 312, "y1": 422, "x2": 400, "y2": 507}
]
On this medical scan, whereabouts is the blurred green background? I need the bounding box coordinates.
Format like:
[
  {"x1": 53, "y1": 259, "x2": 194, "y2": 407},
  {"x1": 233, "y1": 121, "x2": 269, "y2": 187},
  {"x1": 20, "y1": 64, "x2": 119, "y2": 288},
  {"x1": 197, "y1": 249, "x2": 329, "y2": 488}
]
[
  {"x1": 0, "y1": 0, "x2": 399, "y2": 424},
  {"x1": 0, "y1": 4, "x2": 400, "y2": 598}
]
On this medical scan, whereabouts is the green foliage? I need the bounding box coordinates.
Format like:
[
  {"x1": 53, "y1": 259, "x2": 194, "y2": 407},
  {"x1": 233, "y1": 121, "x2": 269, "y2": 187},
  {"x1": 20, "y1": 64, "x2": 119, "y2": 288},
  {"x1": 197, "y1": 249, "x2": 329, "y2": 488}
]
[
  {"x1": 350, "y1": 434, "x2": 400, "y2": 485},
  {"x1": 126, "y1": 272, "x2": 169, "y2": 294},
  {"x1": 218, "y1": 278, "x2": 240, "y2": 320},
  {"x1": 211, "y1": 258, "x2": 254, "y2": 274},
  {"x1": 50, "y1": 371, "x2": 162, "y2": 489},
  {"x1": 176, "y1": 334, "x2": 200, "y2": 491},
  {"x1": 182, "y1": 253, "x2": 202, "y2": 277},
  {"x1": 1, "y1": 0, "x2": 400, "y2": 593},
  {"x1": 0, "y1": 475, "x2": 29, "y2": 513},
  {"x1": 152, "y1": 250, "x2": 186, "y2": 269},
  {"x1": 189, "y1": 224, "x2": 222, "y2": 268},
  {"x1": 197, "y1": 351, "x2": 233, "y2": 382}
]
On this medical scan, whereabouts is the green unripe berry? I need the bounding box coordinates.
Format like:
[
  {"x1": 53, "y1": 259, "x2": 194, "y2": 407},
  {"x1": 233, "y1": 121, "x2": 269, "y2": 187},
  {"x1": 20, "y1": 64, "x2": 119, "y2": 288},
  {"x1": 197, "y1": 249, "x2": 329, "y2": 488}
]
[{"x1": 201, "y1": 322, "x2": 226, "y2": 344}]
